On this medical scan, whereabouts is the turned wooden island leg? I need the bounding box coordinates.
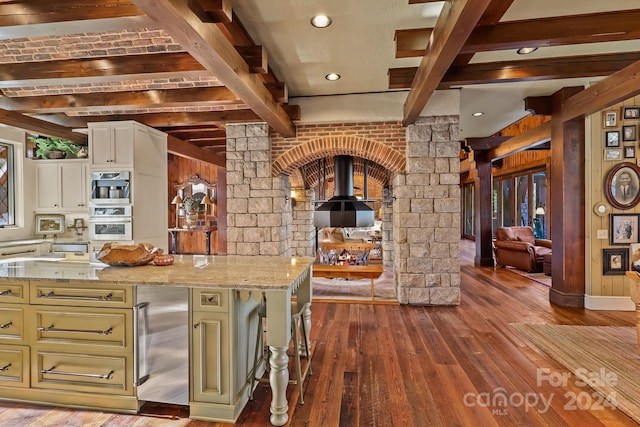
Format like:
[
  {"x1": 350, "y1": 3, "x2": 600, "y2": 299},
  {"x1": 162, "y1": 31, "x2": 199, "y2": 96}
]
[{"x1": 268, "y1": 346, "x2": 290, "y2": 426}]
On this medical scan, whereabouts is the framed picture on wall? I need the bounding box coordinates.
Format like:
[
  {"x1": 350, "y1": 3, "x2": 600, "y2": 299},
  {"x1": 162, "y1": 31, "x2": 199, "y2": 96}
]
[
  {"x1": 34, "y1": 214, "x2": 65, "y2": 235},
  {"x1": 623, "y1": 106, "x2": 640, "y2": 120},
  {"x1": 625, "y1": 145, "x2": 636, "y2": 159},
  {"x1": 604, "y1": 149, "x2": 622, "y2": 162},
  {"x1": 631, "y1": 243, "x2": 640, "y2": 272},
  {"x1": 610, "y1": 213, "x2": 639, "y2": 245},
  {"x1": 604, "y1": 111, "x2": 617, "y2": 127},
  {"x1": 605, "y1": 162, "x2": 640, "y2": 209},
  {"x1": 606, "y1": 130, "x2": 621, "y2": 147},
  {"x1": 623, "y1": 125, "x2": 637, "y2": 142},
  {"x1": 603, "y1": 248, "x2": 628, "y2": 275}
]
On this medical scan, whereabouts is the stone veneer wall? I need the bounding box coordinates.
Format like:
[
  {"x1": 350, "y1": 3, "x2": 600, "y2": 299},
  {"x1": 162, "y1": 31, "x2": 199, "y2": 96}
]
[
  {"x1": 291, "y1": 187, "x2": 316, "y2": 258},
  {"x1": 381, "y1": 196, "x2": 394, "y2": 268},
  {"x1": 226, "y1": 123, "x2": 292, "y2": 256},
  {"x1": 394, "y1": 116, "x2": 460, "y2": 305}
]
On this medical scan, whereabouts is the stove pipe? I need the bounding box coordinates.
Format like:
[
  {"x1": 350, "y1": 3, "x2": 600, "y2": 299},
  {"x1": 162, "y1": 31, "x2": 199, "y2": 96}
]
[{"x1": 313, "y1": 155, "x2": 375, "y2": 228}]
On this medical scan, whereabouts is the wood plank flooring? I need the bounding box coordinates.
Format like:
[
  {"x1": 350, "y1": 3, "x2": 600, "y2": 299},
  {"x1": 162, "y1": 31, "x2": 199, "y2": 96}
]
[{"x1": 0, "y1": 239, "x2": 637, "y2": 426}]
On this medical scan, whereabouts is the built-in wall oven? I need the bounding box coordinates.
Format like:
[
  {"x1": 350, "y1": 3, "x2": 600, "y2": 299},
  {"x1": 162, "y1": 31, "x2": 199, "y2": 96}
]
[
  {"x1": 89, "y1": 205, "x2": 132, "y2": 241},
  {"x1": 90, "y1": 171, "x2": 131, "y2": 205}
]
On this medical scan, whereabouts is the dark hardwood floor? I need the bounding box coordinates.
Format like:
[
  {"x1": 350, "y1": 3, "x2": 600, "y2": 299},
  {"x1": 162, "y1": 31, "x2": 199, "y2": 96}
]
[{"x1": 0, "y1": 239, "x2": 636, "y2": 426}]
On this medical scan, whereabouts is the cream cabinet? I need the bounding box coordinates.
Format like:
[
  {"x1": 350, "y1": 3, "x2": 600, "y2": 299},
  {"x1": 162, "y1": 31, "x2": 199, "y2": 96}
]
[
  {"x1": 88, "y1": 122, "x2": 135, "y2": 168},
  {"x1": 0, "y1": 243, "x2": 45, "y2": 260},
  {"x1": 0, "y1": 280, "x2": 29, "y2": 388},
  {"x1": 35, "y1": 160, "x2": 88, "y2": 212},
  {"x1": 189, "y1": 289, "x2": 261, "y2": 423},
  {"x1": 0, "y1": 280, "x2": 138, "y2": 412}
]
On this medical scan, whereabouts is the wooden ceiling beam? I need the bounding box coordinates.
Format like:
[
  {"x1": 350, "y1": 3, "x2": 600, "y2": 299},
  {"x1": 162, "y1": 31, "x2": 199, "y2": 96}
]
[
  {"x1": 133, "y1": 0, "x2": 296, "y2": 137},
  {"x1": 0, "y1": 87, "x2": 242, "y2": 114},
  {"x1": 189, "y1": 0, "x2": 232, "y2": 23},
  {"x1": 167, "y1": 134, "x2": 225, "y2": 167},
  {"x1": 0, "y1": 108, "x2": 87, "y2": 144},
  {"x1": 389, "y1": 52, "x2": 640, "y2": 89},
  {"x1": 0, "y1": 52, "x2": 205, "y2": 86},
  {"x1": 488, "y1": 121, "x2": 552, "y2": 161},
  {"x1": 34, "y1": 106, "x2": 300, "y2": 129},
  {"x1": 560, "y1": 59, "x2": 640, "y2": 123},
  {"x1": 0, "y1": 0, "x2": 143, "y2": 26},
  {"x1": 396, "y1": 10, "x2": 640, "y2": 58},
  {"x1": 451, "y1": 0, "x2": 514, "y2": 67},
  {"x1": 170, "y1": 130, "x2": 227, "y2": 141},
  {"x1": 236, "y1": 46, "x2": 268, "y2": 74},
  {"x1": 403, "y1": 0, "x2": 492, "y2": 125}
]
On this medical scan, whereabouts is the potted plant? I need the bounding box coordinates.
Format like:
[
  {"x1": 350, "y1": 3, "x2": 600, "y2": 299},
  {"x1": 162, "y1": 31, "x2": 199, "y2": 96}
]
[
  {"x1": 182, "y1": 197, "x2": 200, "y2": 228},
  {"x1": 28, "y1": 135, "x2": 82, "y2": 159}
]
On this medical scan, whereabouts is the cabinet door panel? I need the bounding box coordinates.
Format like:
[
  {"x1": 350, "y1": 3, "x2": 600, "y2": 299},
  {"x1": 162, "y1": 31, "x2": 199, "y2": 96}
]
[
  {"x1": 0, "y1": 344, "x2": 29, "y2": 387},
  {"x1": 191, "y1": 311, "x2": 229, "y2": 404},
  {"x1": 0, "y1": 307, "x2": 25, "y2": 343},
  {"x1": 60, "y1": 162, "x2": 86, "y2": 210},
  {"x1": 33, "y1": 349, "x2": 131, "y2": 395},
  {"x1": 112, "y1": 123, "x2": 134, "y2": 167},
  {"x1": 0, "y1": 281, "x2": 28, "y2": 303},
  {"x1": 35, "y1": 163, "x2": 60, "y2": 209},
  {"x1": 89, "y1": 125, "x2": 113, "y2": 166},
  {"x1": 33, "y1": 307, "x2": 129, "y2": 349}
]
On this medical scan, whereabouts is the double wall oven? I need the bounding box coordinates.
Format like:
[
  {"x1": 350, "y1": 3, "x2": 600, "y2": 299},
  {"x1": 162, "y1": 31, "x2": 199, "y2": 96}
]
[{"x1": 89, "y1": 172, "x2": 133, "y2": 242}]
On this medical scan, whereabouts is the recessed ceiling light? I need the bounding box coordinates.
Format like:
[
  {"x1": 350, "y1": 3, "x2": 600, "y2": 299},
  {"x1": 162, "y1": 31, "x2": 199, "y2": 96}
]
[
  {"x1": 472, "y1": 112, "x2": 484, "y2": 117},
  {"x1": 311, "y1": 15, "x2": 332, "y2": 28},
  {"x1": 325, "y1": 73, "x2": 340, "y2": 81},
  {"x1": 517, "y1": 47, "x2": 538, "y2": 55}
]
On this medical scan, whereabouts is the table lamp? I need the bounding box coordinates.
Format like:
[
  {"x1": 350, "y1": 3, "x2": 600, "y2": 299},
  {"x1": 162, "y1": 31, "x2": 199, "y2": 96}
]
[{"x1": 171, "y1": 195, "x2": 183, "y2": 228}]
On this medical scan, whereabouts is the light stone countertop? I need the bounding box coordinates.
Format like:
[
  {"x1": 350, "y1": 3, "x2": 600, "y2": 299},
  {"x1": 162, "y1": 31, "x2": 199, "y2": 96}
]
[{"x1": 0, "y1": 255, "x2": 315, "y2": 290}]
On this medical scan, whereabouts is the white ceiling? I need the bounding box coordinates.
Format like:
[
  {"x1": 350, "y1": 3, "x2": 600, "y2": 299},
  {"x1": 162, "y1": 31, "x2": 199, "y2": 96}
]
[{"x1": 233, "y1": 0, "x2": 640, "y2": 138}]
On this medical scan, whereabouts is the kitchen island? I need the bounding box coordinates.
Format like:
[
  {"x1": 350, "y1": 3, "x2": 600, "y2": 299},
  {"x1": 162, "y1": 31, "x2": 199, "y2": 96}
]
[{"x1": 0, "y1": 254, "x2": 314, "y2": 426}]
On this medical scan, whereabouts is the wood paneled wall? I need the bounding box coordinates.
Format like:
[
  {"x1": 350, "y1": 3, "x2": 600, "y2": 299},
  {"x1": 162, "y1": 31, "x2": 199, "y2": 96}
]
[
  {"x1": 167, "y1": 154, "x2": 226, "y2": 255},
  {"x1": 588, "y1": 95, "x2": 640, "y2": 299}
]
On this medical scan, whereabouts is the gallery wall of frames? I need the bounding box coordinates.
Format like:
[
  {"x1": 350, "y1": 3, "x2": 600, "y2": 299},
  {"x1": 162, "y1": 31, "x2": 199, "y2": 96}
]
[{"x1": 590, "y1": 95, "x2": 640, "y2": 297}]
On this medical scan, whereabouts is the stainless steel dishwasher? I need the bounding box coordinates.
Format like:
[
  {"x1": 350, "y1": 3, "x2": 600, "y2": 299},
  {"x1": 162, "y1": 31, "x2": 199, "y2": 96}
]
[{"x1": 135, "y1": 286, "x2": 189, "y2": 405}]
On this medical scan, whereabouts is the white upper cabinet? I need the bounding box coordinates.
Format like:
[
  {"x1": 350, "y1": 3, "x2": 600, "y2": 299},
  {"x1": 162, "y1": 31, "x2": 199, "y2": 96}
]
[
  {"x1": 88, "y1": 122, "x2": 135, "y2": 168},
  {"x1": 35, "y1": 160, "x2": 88, "y2": 211}
]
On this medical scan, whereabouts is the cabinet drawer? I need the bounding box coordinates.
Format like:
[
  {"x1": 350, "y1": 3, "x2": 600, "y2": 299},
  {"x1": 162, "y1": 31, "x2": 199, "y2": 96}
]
[
  {"x1": 0, "y1": 281, "x2": 28, "y2": 304},
  {"x1": 0, "y1": 344, "x2": 29, "y2": 387},
  {"x1": 31, "y1": 283, "x2": 133, "y2": 308},
  {"x1": 33, "y1": 349, "x2": 131, "y2": 395},
  {"x1": 33, "y1": 307, "x2": 131, "y2": 349},
  {"x1": 192, "y1": 289, "x2": 228, "y2": 312},
  {"x1": 0, "y1": 307, "x2": 26, "y2": 343}
]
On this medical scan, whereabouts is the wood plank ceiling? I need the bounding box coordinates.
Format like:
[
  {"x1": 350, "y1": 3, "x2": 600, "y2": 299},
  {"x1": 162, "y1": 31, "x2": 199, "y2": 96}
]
[{"x1": 0, "y1": 0, "x2": 638, "y2": 180}]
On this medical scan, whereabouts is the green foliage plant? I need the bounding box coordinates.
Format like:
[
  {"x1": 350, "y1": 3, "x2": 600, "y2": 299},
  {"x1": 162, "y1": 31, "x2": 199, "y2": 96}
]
[{"x1": 28, "y1": 135, "x2": 82, "y2": 159}]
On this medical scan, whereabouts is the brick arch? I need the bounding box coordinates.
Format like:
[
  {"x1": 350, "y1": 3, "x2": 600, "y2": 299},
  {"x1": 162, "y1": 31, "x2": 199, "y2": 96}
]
[{"x1": 272, "y1": 136, "x2": 406, "y2": 183}]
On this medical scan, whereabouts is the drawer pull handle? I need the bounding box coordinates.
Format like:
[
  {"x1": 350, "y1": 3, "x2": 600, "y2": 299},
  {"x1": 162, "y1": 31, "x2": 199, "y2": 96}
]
[
  {"x1": 40, "y1": 366, "x2": 114, "y2": 380},
  {"x1": 0, "y1": 363, "x2": 11, "y2": 372},
  {"x1": 38, "y1": 291, "x2": 113, "y2": 301},
  {"x1": 0, "y1": 248, "x2": 35, "y2": 257},
  {"x1": 0, "y1": 289, "x2": 15, "y2": 296},
  {"x1": 37, "y1": 325, "x2": 113, "y2": 335},
  {"x1": 0, "y1": 321, "x2": 12, "y2": 329}
]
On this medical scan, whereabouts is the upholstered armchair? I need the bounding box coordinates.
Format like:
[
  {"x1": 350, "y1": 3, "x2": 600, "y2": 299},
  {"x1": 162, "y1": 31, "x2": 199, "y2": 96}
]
[{"x1": 493, "y1": 226, "x2": 552, "y2": 273}]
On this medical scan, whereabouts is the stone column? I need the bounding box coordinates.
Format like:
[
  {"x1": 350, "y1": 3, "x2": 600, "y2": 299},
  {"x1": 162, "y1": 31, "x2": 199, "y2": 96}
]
[
  {"x1": 226, "y1": 123, "x2": 291, "y2": 256},
  {"x1": 381, "y1": 190, "x2": 394, "y2": 267},
  {"x1": 290, "y1": 187, "x2": 316, "y2": 257},
  {"x1": 394, "y1": 116, "x2": 460, "y2": 305}
]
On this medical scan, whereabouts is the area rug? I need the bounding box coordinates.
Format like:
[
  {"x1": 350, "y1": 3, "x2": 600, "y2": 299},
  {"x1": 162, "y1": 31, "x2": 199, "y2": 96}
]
[
  {"x1": 512, "y1": 323, "x2": 640, "y2": 423},
  {"x1": 312, "y1": 265, "x2": 396, "y2": 301}
]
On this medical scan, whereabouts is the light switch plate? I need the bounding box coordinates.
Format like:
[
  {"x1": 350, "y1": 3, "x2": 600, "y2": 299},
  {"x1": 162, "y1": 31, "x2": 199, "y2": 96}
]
[{"x1": 597, "y1": 229, "x2": 608, "y2": 239}]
